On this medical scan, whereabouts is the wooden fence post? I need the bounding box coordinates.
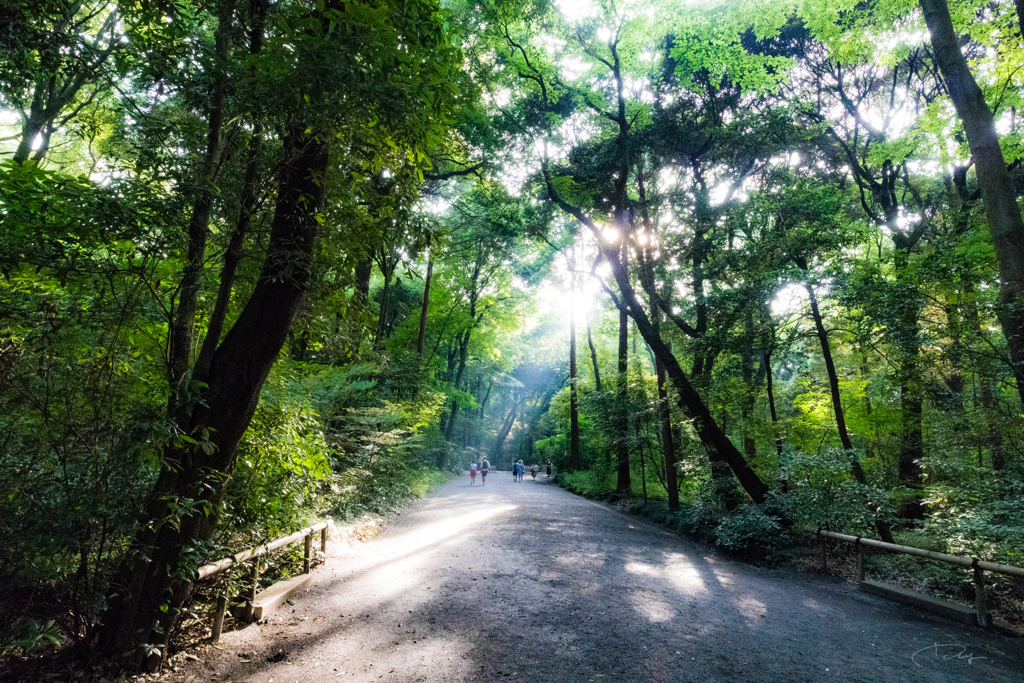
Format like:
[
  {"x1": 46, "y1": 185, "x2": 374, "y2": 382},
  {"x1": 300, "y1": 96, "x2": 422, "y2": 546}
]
[
  {"x1": 246, "y1": 557, "x2": 260, "y2": 622},
  {"x1": 856, "y1": 538, "x2": 865, "y2": 581},
  {"x1": 304, "y1": 533, "x2": 312, "y2": 574},
  {"x1": 211, "y1": 594, "x2": 228, "y2": 642},
  {"x1": 818, "y1": 532, "x2": 827, "y2": 572},
  {"x1": 973, "y1": 562, "x2": 989, "y2": 628},
  {"x1": 321, "y1": 525, "x2": 328, "y2": 555}
]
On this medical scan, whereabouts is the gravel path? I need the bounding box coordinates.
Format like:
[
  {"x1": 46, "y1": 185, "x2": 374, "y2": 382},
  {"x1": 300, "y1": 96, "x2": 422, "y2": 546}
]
[{"x1": 199, "y1": 473, "x2": 1024, "y2": 683}]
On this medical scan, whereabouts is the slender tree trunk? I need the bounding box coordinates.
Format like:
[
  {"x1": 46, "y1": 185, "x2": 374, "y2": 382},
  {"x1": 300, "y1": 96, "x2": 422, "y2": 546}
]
[
  {"x1": 656, "y1": 355, "x2": 679, "y2": 511},
  {"x1": 892, "y1": 248, "x2": 925, "y2": 517},
  {"x1": 650, "y1": 291, "x2": 679, "y2": 511},
  {"x1": 416, "y1": 257, "x2": 433, "y2": 357},
  {"x1": 805, "y1": 283, "x2": 895, "y2": 543},
  {"x1": 478, "y1": 381, "x2": 492, "y2": 419},
  {"x1": 741, "y1": 310, "x2": 757, "y2": 464},
  {"x1": 587, "y1": 320, "x2": 602, "y2": 392},
  {"x1": 570, "y1": 290, "x2": 582, "y2": 470},
  {"x1": 444, "y1": 330, "x2": 470, "y2": 443},
  {"x1": 99, "y1": 127, "x2": 330, "y2": 665},
  {"x1": 921, "y1": 0, "x2": 1024, "y2": 405},
  {"x1": 494, "y1": 401, "x2": 518, "y2": 461},
  {"x1": 616, "y1": 301, "x2": 631, "y2": 492},
  {"x1": 764, "y1": 352, "x2": 786, "y2": 491},
  {"x1": 375, "y1": 252, "x2": 393, "y2": 348}
]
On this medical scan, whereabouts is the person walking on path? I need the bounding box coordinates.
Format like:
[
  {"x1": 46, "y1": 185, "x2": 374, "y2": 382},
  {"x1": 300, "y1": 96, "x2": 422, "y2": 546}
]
[
  {"x1": 531, "y1": 463, "x2": 539, "y2": 480},
  {"x1": 469, "y1": 461, "x2": 477, "y2": 485},
  {"x1": 546, "y1": 460, "x2": 552, "y2": 476},
  {"x1": 517, "y1": 460, "x2": 525, "y2": 482},
  {"x1": 480, "y1": 458, "x2": 489, "y2": 485}
]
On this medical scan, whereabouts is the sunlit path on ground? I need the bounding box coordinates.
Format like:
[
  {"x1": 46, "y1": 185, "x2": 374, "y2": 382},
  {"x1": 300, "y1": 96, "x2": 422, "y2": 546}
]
[{"x1": 197, "y1": 475, "x2": 1023, "y2": 683}]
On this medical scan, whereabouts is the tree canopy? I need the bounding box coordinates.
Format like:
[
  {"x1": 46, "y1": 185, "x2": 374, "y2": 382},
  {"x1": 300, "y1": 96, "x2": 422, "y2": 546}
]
[{"x1": 1, "y1": 0, "x2": 1023, "y2": 666}]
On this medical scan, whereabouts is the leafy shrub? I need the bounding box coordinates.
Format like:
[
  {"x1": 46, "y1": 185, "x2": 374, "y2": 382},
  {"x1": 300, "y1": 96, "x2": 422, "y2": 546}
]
[
  {"x1": 556, "y1": 469, "x2": 614, "y2": 498},
  {"x1": 678, "y1": 499, "x2": 723, "y2": 544},
  {"x1": 780, "y1": 447, "x2": 894, "y2": 536},
  {"x1": 714, "y1": 504, "x2": 787, "y2": 564}
]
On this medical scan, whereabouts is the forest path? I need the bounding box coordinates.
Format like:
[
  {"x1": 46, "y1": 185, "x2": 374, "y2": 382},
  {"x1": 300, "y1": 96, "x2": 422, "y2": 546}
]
[{"x1": 202, "y1": 473, "x2": 1024, "y2": 683}]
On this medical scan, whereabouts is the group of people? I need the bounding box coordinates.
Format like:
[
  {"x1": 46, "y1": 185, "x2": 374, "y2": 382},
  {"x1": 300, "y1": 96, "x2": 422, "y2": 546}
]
[
  {"x1": 468, "y1": 458, "x2": 489, "y2": 485},
  {"x1": 467, "y1": 458, "x2": 554, "y2": 485},
  {"x1": 511, "y1": 460, "x2": 540, "y2": 482}
]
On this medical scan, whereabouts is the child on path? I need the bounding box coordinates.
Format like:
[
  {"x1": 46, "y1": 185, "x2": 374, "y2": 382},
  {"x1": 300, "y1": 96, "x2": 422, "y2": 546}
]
[
  {"x1": 531, "y1": 463, "x2": 539, "y2": 479},
  {"x1": 469, "y1": 461, "x2": 477, "y2": 485},
  {"x1": 480, "y1": 459, "x2": 489, "y2": 485}
]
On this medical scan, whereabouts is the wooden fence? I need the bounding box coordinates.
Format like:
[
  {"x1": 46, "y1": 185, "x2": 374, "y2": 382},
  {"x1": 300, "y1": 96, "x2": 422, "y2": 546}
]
[
  {"x1": 812, "y1": 527, "x2": 1024, "y2": 629},
  {"x1": 196, "y1": 520, "x2": 333, "y2": 642}
]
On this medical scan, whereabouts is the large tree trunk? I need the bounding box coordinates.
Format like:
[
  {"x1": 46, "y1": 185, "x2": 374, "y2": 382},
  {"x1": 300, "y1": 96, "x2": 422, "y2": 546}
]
[
  {"x1": 921, "y1": 0, "x2": 1024, "y2": 405},
  {"x1": 805, "y1": 283, "x2": 896, "y2": 543},
  {"x1": 604, "y1": 245, "x2": 769, "y2": 504},
  {"x1": 98, "y1": 129, "x2": 330, "y2": 666}
]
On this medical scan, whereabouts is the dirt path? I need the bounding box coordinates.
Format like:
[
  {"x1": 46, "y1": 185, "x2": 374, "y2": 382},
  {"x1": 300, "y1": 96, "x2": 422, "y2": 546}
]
[{"x1": 197, "y1": 473, "x2": 1024, "y2": 683}]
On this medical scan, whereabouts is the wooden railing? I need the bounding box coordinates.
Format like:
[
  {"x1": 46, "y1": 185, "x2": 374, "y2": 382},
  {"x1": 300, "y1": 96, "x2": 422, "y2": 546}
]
[
  {"x1": 812, "y1": 527, "x2": 1024, "y2": 629},
  {"x1": 197, "y1": 520, "x2": 333, "y2": 642}
]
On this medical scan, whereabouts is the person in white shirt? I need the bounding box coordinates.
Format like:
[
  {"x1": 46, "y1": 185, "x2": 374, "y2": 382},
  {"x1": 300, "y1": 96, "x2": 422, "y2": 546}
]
[{"x1": 469, "y1": 461, "x2": 477, "y2": 485}]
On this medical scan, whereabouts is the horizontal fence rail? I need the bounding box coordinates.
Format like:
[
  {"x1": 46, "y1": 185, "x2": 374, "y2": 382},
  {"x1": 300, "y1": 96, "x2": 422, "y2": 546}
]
[
  {"x1": 197, "y1": 520, "x2": 332, "y2": 580},
  {"x1": 198, "y1": 519, "x2": 333, "y2": 642},
  {"x1": 810, "y1": 527, "x2": 1024, "y2": 629}
]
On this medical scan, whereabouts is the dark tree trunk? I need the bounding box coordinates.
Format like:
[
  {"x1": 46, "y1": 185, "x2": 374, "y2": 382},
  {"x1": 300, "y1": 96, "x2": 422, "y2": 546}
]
[
  {"x1": 193, "y1": 124, "x2": 262, "y2": 381},
  {"x1": 416, "y1": 257, "x2": 433, "y2": 357},
  {"x1": 805, "y1": 283, "x2": 895, "y2": 543},
  {"x1": 195, "y1": 0, "x2": 269, "y2": 382},
  {"x1": 921, "y1": 0, "x2": 1024, "y2": 405},
  {"x1": 167, "y1": 1, "x2": 234, "y2": 412},
  {"x1": 99, "y1": 129, "x2": 330, "y2": 665}
]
